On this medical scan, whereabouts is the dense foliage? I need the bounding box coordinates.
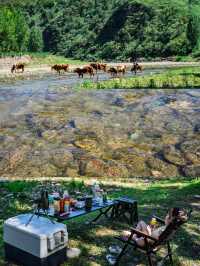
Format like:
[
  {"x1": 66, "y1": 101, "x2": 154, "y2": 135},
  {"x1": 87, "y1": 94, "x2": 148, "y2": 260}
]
[{"x1": 1, "y1": 0, "x2": 200, "y2": 60}]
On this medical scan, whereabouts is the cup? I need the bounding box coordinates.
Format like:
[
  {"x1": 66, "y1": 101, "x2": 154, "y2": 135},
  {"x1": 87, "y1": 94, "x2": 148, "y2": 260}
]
[{"x1": 85, "y1": 196, "x2": 93, "y2": 211}]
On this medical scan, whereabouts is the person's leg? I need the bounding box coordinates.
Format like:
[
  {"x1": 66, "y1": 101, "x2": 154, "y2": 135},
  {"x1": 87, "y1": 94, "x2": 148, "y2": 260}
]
[
  {"x1": 136, "y1": 221, "x2": 151, "y2": 235},
  {"x1": 122, "y1": 220, "x2": 150, "y2": 241}
]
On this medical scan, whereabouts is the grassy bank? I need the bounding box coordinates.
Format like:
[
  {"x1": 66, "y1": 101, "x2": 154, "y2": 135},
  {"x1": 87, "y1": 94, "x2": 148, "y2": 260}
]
[
  {"x1": 0, "y1": 178, "x2": 199, "y2": 266},
  {"x1": 27, "y1": 53, "x2": 88, "y2": 66},
  {"x1": 78, "y1": 67, "x2": 200, "y2": 90},
  {"x1": 0, "y1": 52, "x2": 88, "y2": 67}
]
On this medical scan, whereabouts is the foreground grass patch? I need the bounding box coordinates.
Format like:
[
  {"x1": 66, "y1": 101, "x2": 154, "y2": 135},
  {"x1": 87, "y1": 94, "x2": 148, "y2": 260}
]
[{"x1": 0, "y1": 178, "x2": 199, "y2": 266}]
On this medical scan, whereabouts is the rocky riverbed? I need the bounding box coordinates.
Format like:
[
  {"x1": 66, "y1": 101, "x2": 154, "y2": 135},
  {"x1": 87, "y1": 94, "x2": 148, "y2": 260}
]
[{"x1": 0, "y1": 77, "x2": 200, "y2": 178}]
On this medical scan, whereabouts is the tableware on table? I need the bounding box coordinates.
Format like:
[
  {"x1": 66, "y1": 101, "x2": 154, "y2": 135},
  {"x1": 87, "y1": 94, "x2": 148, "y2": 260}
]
[{"x1": 85, "y1": 196, "x2": 93, "y2": 211}]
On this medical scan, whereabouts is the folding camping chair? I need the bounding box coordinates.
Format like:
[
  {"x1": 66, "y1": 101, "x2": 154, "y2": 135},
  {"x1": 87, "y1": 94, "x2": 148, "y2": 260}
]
[{"x1": 114, "y1": 210, "x2": 192, "y2": 266}]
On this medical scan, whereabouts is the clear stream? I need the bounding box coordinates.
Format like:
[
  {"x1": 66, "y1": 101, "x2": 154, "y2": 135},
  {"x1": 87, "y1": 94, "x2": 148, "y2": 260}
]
[{"x1": 0, "y1": 69, "x2": 200, "y2": 178}]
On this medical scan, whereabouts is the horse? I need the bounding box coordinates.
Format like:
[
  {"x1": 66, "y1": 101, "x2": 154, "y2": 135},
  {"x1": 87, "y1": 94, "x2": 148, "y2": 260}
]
[
  {"x1": 117, "y1": 65, "x2": 126, "y2": 75},
  {"x1": 131, "y1": 63, "x2": 143, "y2": 75},
  {"x1": 11, "y1": 63, "x2": 25, "y2": 73},
  {"x1": 90, "y1": 63, "x2": 107, "y2": 73},
  {"x1": 99, "y1": 63, "x2": 107, "y2": 72},
  {"x1": 51, "y1": 64, "x2": 69, "y2": 75},
  {"x1": 74, "y1": 66, "x2": 94, "y2": 78},
  {"x1": 107, "y1": 67, "x2": 118, "y2": 77}
]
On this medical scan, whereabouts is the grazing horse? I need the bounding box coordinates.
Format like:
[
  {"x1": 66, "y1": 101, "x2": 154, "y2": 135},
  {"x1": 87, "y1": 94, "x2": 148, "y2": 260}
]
[
  {"x1": 131, "y1": 62, "x2": 143, "y2": 75},
  {"x1": 90, "y1": 63, "x2": 107, "y2": 73},
  {"x1": 74, "y1": 66, "x2": 94, "y2": 78},
  {"x1": 51, "y1": 64, "x2": 69, "y2": 75},
  {"x1": 11, "y1": 63, "x2": 25, "y2": 73}
]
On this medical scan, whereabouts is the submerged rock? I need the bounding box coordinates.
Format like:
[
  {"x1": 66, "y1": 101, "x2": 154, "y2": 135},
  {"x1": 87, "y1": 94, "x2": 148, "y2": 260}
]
[
  {"x1": 183, "y1": 165, "x2": 200, "y2": 177},
  {"x1": 0, "y1": 88, "x2": 200, "y2": 178},
  {"x1": 163, "y1": 145, "x2": 185, "y2": 166},
  {"x1": 147, "y1": 157, "x2": 179, "y2": 177}
]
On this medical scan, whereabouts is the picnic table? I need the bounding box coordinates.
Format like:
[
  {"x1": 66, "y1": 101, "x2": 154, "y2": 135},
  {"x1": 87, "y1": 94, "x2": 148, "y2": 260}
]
[
  {"x1": 37, "y1": 197, "x2": 138, "y2": 225},
  {"x1": 54, "y1": 199, "x2": 115, "y2": 223}
]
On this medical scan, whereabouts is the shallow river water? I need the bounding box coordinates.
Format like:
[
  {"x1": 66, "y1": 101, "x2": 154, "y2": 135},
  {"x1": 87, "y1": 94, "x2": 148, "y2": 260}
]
[{"x1": 0, "y1": 69, "x2": 200, "y2": 178}]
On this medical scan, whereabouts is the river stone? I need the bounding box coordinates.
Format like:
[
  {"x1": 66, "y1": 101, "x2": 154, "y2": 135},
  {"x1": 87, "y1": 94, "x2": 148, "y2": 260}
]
[
  {"x1": 85, "y1": 159, "x2": 106, "y2": 177},
  {"x1": 163, "y1": 146, "x2": 185, "y2": 166},
  {"x1": 183, "y1": 165, "x2": 200, "y2": 177},
  {"x1": 124, "y1": 155, "x2": 150, "y2": 177},
  {"x1": 105, "y1": 161, "x2": 129, "y2": 178},
  {"x1": 40, "y1": 163, "x2": 58, "y2": 176},
  {"x1": 180, "y1": 140, "x2": 200, "y2": 154},
  {"x1": 41, "y1": 118, "x2": 63, "y2": 130},
  {"x1": 66, "y1": 167, "x2": 79, "y2": 177},
  {"x1": 184, "y1": 152, "x2": 200, "y2": 165},
  {"x1": 146, "y1": 157, "x2": 179, "y2": 177},
  {"x1": 43, "y1": 130, "x2": 59, "y2": 142},
  {"x1": 52, "y1": 149, "x2": 74, "y2": 168},
  {"x1": 74, "y1": 139, "x2": 102, "y2": 156},
  {"x1": 0, "y1": 158, "x2": 9, "y2": 174},
  {"x1": 8, "y1": 146, "x2": 29, "y2": 170},
  {"x1": 161, "y1": 134, "x2": 179, "y2": 145}
]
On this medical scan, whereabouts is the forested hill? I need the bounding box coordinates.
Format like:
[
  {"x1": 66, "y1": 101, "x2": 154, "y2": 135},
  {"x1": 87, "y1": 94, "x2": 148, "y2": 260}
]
[{"x1": 1, "y1": 0, "x2": 200, "y2": 60}]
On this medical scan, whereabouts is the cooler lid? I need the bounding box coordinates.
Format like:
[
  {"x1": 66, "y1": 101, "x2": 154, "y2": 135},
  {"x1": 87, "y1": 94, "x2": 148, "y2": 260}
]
[{"x1": 4, "y1": 214, "x2": 66, "y2": 239}]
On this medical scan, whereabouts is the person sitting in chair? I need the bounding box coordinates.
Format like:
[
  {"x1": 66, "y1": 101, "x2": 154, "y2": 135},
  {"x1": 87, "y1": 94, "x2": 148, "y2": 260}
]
[
  {"x1": 122, "y1": 207, "x2": 187, "y2": 247},
  {"x1": 107, "y1": 208, "x2": 188, "y2": 265}
]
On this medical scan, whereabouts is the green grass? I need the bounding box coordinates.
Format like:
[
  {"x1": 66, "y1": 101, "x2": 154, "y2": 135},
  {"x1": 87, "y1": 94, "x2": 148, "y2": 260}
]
[
  {"x1": 77, "y1": 67, "x2": 200, "y2": 90},
  {"x1": 0, "y1": 178, "x2": 199, "y2": 266},
  {"x1": 0, "y1": 52, "x2": 88, "y2": 66},
  {"x1": 27, "y1": 53, "x2": 88, "y2": 66}
]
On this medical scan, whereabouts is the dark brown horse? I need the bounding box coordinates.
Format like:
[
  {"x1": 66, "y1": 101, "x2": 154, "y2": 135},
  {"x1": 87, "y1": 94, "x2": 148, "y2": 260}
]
[
  {"x1": 51, "y1": 64, "x2": 69, "y2": 74},
  {"x1": 107, "y1": 67, "x2": 118, "y2": 77},
  {"x1": 131, "y1": 63, "x2": 143, "y2": 75},
  {"x1": 74, "y1": 66, "x2": 94, "y2": 78},
  {"x1": 107, "y1": 66, "x2": 126, "y2": 77},
  {"x1": 11, "y1": 63, "x2": 25, "y2": 73},
  {"x1": 90, "y1": 63, "x2": 107, "y2": 73}
]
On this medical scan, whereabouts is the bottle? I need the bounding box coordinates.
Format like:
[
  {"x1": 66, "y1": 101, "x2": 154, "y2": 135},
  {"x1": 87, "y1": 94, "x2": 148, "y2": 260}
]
[
  {"x1": 54, "y1": 198, "x2": 60, "y2": 215},
  {"x1": 48, "y1": 196, "x2": 55, "y2": 215},
  {"x1": 150, "y1": 218, "x2": 157, "y2": 229},
  {"x1": 60, "y1": 199, "x2": 65, "y2": 214},
  {"x1": 64, "y1": 199, "x2": 70, "y2": 213}
]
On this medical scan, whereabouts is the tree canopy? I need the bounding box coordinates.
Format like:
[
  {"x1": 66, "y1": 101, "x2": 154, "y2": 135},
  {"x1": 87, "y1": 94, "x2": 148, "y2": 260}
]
[{"x1": 1, "y1": 0, "x2": 200, "y2": 59}]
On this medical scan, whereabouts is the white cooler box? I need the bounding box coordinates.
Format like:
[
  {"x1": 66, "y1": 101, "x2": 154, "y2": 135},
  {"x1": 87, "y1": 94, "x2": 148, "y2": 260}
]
[{"x1": 4, "y1": 213, "x2": 68, "y2": 266}]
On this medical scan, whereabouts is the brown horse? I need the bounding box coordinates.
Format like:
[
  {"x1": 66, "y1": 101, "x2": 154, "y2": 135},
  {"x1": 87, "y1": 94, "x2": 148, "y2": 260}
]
[
  {"x1": 107, "y1": 67, "x2": 118, "y2": 77},
  {"x1": 99, "y1": 63, "x2": 107, "y2": 72},
  {"x1": 131, "y1": 63, "x2": 143, "y2": 75},
  {"x1": 11, "y1": 63, "x2": 25, "y2": 73},
  {"x1": 90, "y1": 63, "x2": 107, "y2": 73},
  {"x1": 74, "y1": 66, "x2": 94, "y2": 78},
  {"x1": 51, "y1": 64, "x2": 69, "y2": 74},
  {"x1": 117, "y1": 65, "x2": 126, "y2": 75}
]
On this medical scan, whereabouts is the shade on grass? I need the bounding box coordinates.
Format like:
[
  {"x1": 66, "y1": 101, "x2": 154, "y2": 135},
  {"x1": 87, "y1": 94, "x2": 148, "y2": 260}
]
[{"x1": 0, "y1": 178, "x2": 199, "y2": 266}]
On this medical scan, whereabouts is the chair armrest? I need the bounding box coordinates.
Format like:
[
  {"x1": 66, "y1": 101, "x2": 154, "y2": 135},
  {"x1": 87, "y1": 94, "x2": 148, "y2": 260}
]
[
  {"x1": 130, "y1": 228, "x2": 157, "y2": 242},
  {"x1": 153, "y1": 215, "x2": 165, "y2": 224}
]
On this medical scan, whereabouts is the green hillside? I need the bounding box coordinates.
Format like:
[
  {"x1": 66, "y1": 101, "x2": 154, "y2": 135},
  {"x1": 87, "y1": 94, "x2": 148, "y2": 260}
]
[{"x1": 1, "y1": 0, "x2": 200, "y2": 60}]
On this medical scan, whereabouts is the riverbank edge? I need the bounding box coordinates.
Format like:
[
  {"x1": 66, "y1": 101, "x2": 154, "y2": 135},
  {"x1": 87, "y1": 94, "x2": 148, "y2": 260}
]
[{"x1": 1, "y1": 61, "x2": 200, "y2": 84}]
